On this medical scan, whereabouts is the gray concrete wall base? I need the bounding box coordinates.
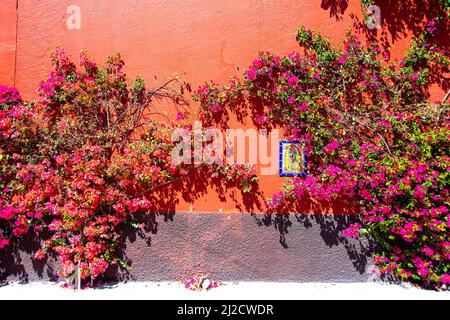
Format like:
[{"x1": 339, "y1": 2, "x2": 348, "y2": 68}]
[{"x1": 0, "y1": 213, "x2": 376, "y2": 283}]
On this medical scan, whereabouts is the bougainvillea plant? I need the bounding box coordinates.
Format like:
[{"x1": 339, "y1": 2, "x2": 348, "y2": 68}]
[
  {"x1": 194, "y1": 21, "x2": 449, "y2": 289},
  {"x1": 0, "y1": 49, "x2": 257, "y2": 283}
]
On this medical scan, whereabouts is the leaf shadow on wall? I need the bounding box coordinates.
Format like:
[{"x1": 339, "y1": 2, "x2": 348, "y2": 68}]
[
  {"x1": 321, "y1": 0, "x2": 349, "y2": 20},
  {"x1": 251, "y1": 197, "x2": 379, "y2": 275},
  {"x1": 104, "y1": 165, "x2": 265, "y2": 282},
  {"x1": 323, "y1": 0, "x2": 450, "y2": 54},
  {"x1": 0, "y1": 230, "x2": 60, "y2": 284}
]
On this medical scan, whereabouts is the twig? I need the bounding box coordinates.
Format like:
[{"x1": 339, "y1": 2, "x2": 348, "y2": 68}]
[
  {"x1": 442, "y1": 90, "x2": 450, "y2": 104},
  {"x1": 435, "y1": 89, "x2": 450, "y2": 126}
]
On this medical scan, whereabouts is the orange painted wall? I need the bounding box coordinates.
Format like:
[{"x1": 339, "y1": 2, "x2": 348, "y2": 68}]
[
  {"x1": 0, "y1": 0, "x2": 446, "y2": 214},
  {"x1": 0, "y1": 0, "x2": 17, "y2": 85}
]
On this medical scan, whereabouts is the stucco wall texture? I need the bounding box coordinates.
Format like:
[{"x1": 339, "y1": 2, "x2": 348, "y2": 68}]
[
  {"x1": 0, "y1": 1, "x2": 445, "y2": 282},
  {"x1": 0, "y1": 212, "x2": 375, "y2": 283}
]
